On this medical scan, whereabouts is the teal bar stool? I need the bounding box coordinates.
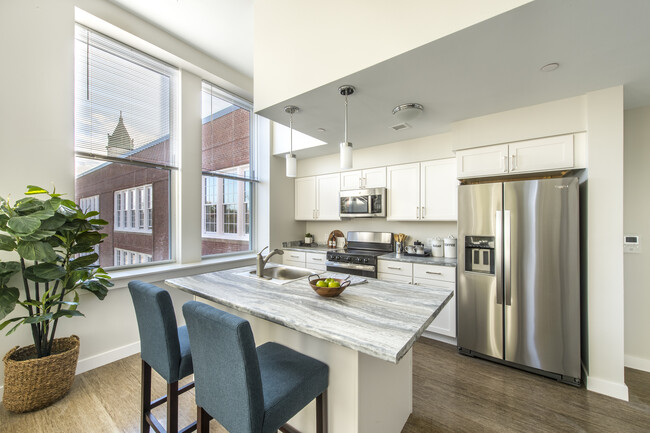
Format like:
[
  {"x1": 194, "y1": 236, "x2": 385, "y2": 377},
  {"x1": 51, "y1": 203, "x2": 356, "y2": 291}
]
[
  {"x1": 182, "y1": 301, "x2": 329, "y2": 433},
  {"x1": 129, "y1": 281, "x2": 196, "y2": 433}
]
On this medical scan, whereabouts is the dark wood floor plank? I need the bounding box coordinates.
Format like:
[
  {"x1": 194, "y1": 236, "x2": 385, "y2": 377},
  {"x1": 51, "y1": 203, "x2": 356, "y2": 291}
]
[{"x1": 1, "y1": 339, "x2": 648, "y2": 432}]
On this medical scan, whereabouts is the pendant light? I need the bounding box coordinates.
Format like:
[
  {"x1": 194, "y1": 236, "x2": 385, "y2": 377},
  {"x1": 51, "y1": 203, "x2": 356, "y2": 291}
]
[
  {"x1": 284, "y1": 105, "x2": 299, "y2": 177},
  {"x1": 339, "y1": 85, "x2": 355, "y2": 170}
]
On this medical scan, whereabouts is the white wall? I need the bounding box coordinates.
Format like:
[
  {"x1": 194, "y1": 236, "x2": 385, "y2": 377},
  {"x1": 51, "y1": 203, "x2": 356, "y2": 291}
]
[
  {"x1": 623, "y1": 106, "x2": 650, "y2": 372},
  {"x1": 0, "y1": 0, "x2": 258, "y2": 391},
  {"x1": 584, "y1": 86, "x2": 627, "y2": 400},
  {"x1": 254, "y1": 0, "x2": 531, "y2": 111}
]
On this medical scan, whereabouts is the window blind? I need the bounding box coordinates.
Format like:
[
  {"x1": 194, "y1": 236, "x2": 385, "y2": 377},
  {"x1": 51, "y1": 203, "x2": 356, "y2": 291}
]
[{"x1": 74, "y1": 25, "x2": 178, "y2": 168}]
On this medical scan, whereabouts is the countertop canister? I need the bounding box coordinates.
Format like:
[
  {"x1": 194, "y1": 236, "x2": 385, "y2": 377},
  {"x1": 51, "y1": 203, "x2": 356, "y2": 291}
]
[
  {"x1": 444, "y1": 235, "x2": 457, "y2": 258},
  {"x1": 431, "y1": 237, "x2": 444, "y2": 258}
]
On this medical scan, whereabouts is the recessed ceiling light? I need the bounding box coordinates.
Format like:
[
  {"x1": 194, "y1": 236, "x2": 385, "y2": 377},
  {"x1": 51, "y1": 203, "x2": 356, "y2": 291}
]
[{"x1": 540, "y1": 62, "x2": 560, "y2": 72}]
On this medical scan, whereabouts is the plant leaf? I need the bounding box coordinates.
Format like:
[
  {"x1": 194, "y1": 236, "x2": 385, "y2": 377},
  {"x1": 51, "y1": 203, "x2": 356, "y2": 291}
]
[
  {"x1": 70, "y1": 291, "x2": 80, "y2": 311},
  {"x1": 7, "y1": 215, "x2": 41, "y2": 235},
  {"x1": 0, "y1": 214, "x2": 9, "y2": 230},
  {"x1": 52, "y1": 309, "x2": 85, "y2": 319},
  {"x1": 21, "y1": 229, "x2": 56, "y2": 241},
  {"x1": 0, "y1": 234, "x2": 16, "y2": 251},
  {"x1": 39, "y1": 213, "x2": 66, "y2": 231},
  {"x1": 82, "y1": 280, "x2": 109, "y2": 300},
  {"x1": 0, "y1": 317, "x2": 25, "y2": 332},
  {"x1": 69, "y1": 254, "x2": 99, "y2": 270},
  {"x1": 0, "y1": 261, "x2": 21, "y2": 286},
  {"x1": 25, "y1": 185, "x2": 49, "y2": 195},
  {"x1": 0, "y1": 287, "x2": 20, "y2": 320},
  {"x1": 24, "y1": 263, "x2": 66, "y2": 283},
  {"x1": 28, "y1": 210, "x2": 55, "y2": 220},
  {"x1": 88, "y1": 219, "x2": 109, "y2": 226},
  {"x1": 16, "y1": 240, "x2": 58, "y2": 262},
  {"x1": 24, "y1": 313, "x2": 53, "y2": 324}
]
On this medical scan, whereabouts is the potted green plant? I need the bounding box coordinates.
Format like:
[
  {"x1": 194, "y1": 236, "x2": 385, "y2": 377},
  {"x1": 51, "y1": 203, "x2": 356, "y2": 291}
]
[
  {"x1": 0, "y1": 185, "x2": 112, "y2": 412},
  {"x1": 304, "y1": 233, "x2": 313, "y2": 245}
]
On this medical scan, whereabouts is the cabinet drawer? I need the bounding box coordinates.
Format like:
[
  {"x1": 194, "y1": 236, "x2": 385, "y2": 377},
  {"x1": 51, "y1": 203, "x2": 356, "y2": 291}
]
[
  {"x1": 377, "y1": 260, "x2": 413, "y2": 277},
  {"x1": 283, "y1": 251, "x2": 306, "y2": 263},
  {"x1": 413, "y1": 264, "x2": 456, "y2": 282},
  {"x1": 306, "y1": 252, "x2": 326, "y2": 266},
  {"x1": 283, "y1": 259, "x2": 305, "y2": 268},
  {"x1": 377, "y1": 272, "x2": 412, "y2": 284}
]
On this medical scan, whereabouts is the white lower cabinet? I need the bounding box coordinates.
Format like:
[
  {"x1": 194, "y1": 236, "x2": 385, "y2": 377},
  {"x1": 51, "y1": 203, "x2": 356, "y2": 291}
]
[
  {"x1": 377, "y1": 259, "x2": 457, "y2": 339},
  {"x1": 283, "y1": 250, "x2": 326, "y2": 272}
]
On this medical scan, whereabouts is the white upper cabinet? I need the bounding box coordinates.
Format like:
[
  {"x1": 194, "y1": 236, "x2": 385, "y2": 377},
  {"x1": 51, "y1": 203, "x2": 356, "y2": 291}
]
[
  {"x1": 456, "y1": 144, "x2": 509, "y2": 179},
  {"x1": 456, "y1": 133, "x2": 579, "y2": 179},
  {"x1": 294, "y1": 176, "x2": 316, "y2": 220},
  {"x1": 420, "y1": 158, "x2": 458, "y2": 221},
  {"x1": 508, "y1": 135, "x2": 574, "y2": 173},
  {"x1": 295, "y1": 173, "x2": 341, "y2": 221},
  {"x1": 340, "y1": 167, "x2": 387, "y2": 190},
  {"x1": 315, "y1": 173, "x2": 341, "y2": 220},
  {"x1": 387, "y1": 163, "x2": 421, "y2": 220}
]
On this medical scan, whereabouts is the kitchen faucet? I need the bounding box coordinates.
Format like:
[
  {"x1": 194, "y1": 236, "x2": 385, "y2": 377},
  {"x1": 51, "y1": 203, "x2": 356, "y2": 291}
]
[{"x1": 256, "y1": 246, "x2": 284, "y2": 277}]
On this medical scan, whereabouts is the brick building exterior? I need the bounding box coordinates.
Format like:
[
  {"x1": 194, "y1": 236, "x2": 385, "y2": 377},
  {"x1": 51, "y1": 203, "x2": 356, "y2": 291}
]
[{"x1": 75, "y1": 106, "x2": 251, "y2": 267}]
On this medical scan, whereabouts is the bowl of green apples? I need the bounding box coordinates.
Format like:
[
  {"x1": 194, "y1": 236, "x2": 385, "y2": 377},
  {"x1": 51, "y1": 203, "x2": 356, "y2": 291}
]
[{"x1": 308, "y1": 274, "x2": 351, "y2": 297}]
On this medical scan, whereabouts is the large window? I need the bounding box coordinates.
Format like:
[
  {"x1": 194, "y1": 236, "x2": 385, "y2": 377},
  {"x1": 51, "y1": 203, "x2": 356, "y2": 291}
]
[
  {"x1": 201, "y1": 82, "x2": 256, "y2": 256},
  {"x1": 74, "y1": 25, "x2": 177, "y2": 268}
]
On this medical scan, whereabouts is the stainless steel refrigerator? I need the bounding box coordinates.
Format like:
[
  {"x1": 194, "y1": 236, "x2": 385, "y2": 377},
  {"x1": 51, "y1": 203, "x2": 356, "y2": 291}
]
[{"x1": 457, "y1": 177, "x2": 581, "y2": 385}]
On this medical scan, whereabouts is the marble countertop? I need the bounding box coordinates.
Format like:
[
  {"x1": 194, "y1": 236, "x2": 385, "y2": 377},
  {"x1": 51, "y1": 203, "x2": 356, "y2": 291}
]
[
  {"x1": 283, "y1": 245, "x2": 342, "y2": 253},
  {"x1": 166, "y1": 265, "x2": 453, "y2": 364},
  {"x1": 379, "y1": 253, "x2": 457, "y2": 267}
]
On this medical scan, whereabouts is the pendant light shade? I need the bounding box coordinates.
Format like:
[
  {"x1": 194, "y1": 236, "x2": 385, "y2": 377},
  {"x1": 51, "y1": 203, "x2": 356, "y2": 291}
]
[
  {"x1": 284, "y1": 105, "x2": 299, "y2": 178},
  {"x1": 339, "y1": 85, "x2": 355, "y2": 170}
]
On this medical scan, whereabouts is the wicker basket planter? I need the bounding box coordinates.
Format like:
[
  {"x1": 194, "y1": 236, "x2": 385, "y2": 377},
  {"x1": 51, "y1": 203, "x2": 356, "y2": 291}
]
[{"x1": 2, "y1": 335, "x2": 80, "y2": 413}]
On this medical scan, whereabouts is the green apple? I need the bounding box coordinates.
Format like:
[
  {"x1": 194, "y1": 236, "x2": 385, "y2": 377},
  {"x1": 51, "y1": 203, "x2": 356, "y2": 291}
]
[
  {"x1": 328, "y1": 280, "x2": 340, "y2": 288},
  {"x1": 316, "y1": 280, "x2": 327, "y2": 287}
]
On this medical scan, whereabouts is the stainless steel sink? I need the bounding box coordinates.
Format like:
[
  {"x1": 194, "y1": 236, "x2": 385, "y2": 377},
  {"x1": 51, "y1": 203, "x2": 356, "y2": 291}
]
[{"x1": 249, "y1": 267, "x2": 313, "y2": 281}]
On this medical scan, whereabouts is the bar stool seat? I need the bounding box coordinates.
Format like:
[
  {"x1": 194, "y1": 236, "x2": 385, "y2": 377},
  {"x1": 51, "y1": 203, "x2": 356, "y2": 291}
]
[
  {"x1": 129, "y1": 280, "x2": 196, "y2": 433},
  {"x1": 182, "y1": 301, "x2": 329, "y2": 433}
]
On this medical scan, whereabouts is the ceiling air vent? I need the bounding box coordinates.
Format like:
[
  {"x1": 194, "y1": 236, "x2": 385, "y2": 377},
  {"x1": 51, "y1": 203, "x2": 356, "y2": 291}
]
[{"x1": 391, "y1": 122, "x2": 411, "y2": 131}]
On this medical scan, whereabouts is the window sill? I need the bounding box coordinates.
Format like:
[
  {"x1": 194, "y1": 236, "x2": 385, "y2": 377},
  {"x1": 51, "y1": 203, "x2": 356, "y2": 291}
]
[{"x1": 106, "y1": 253, "x2": 257, "y2": 290}]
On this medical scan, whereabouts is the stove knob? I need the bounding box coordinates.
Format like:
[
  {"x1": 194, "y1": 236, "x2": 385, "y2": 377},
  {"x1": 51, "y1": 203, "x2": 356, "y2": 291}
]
[
  {"x1": 346, "y1": 256, "x2": 353, "y2": 262},
  {"x1": 363, "y1": 258, "x2": 369, "y2": 264}
]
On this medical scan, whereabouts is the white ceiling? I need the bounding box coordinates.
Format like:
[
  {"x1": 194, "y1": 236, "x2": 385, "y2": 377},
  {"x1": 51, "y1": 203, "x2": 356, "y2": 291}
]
[
  {"x1": 108, "y1": 0, "x2": 650, "y2": 160},
  {"x1": 108, "y1": 0, "x2": 255, "y2": 78}
]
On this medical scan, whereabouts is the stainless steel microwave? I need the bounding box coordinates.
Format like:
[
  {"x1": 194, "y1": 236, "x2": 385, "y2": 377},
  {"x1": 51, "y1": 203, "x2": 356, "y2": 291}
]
[{"x1": 339, "y1": 188, "x2": 387, "y2": 217}]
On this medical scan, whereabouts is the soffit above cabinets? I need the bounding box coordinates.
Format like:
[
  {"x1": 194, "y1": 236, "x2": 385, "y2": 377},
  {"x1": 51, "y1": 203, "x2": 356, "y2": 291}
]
[{"x1": 257, "y1": 0, "x2": 650, "y2": 159}]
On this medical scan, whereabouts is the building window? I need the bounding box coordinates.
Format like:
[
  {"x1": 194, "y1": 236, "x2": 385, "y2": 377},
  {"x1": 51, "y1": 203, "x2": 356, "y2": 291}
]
[
  {"x1": 201, "y1": 81, "x2": 257, "y2": 256},
  {"x1": 114, "y1": 248, "x2": 152, "y2": 266},
  {"x1": 74, "y1": 25, "x2": 176, "y2": 268},
  {"x1": 114, "y1": 185, "x2": 153, "y2": 233}
]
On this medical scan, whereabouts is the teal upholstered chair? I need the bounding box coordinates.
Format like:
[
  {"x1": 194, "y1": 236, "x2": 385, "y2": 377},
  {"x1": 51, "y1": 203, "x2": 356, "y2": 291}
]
[
  {"x1": 182, "y1": 301, "x2": 329, "y2": 433},
  {"x1": 128, "y1": 281, "x2": 196, "y2": 433}
]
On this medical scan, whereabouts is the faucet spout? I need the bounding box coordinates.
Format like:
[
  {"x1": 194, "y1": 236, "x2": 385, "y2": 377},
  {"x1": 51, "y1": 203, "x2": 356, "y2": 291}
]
[{"x1": 256, "y1": 246, "x2": 284, "y2": 277}]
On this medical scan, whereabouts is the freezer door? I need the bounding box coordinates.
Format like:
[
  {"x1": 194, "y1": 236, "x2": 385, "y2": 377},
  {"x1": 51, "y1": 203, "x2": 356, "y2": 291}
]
[
  {"x1": 457, "y1": 183, "x2": 503, "y2": 359},
  {"x1": 504, "y1": 178, "x2": 581, "y2": 379}
]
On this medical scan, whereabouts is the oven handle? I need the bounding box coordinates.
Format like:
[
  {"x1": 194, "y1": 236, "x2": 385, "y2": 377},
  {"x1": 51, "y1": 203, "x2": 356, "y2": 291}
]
[{"x1": 325, "y1": 261, "x2": 376, "y2": 272}]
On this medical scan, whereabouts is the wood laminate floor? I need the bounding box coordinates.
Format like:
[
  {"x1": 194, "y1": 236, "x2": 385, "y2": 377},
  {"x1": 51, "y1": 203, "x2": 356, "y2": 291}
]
[{"x1": 1, "y1": 338, "x2": 649, "y2": 432}]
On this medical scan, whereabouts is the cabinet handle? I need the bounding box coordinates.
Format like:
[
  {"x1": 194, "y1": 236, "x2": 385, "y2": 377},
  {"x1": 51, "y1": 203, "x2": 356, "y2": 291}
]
[
  {"x1": 290, "y1": 255, "x2": 300, "y2": 259},
  {"x1": 359, "y1": 177, "x2": 363, "y2": 188},
  {"x1": 416, "y1": 206, "x2": 419, "y2": 219},
  {"x1": 426, "y1": 271, "x2": 443, "y2": 275},
  {"x1": 511, "y1": 155, "x2": 517, "y2": 171},
  {"x1": 363, "y1": 176, "x2": 367, "y2": 188},
  {"x1": 387, "y1": 266, "x2": 402, "y2": 270},
  {"x1": 503, "y1": 155, "x2": 508, "y2": 173},
  {"x1": 311, "y1": 258, "x2": 323, "y2": 261},
  {"x1": 421, "y1": 206, "x2": 426, "y2": 218}
]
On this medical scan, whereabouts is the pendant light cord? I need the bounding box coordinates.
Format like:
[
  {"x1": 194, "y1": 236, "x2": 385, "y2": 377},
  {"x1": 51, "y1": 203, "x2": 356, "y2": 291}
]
[{"x1": 344, "y1": 93, "x2": 349, "y2": 143}]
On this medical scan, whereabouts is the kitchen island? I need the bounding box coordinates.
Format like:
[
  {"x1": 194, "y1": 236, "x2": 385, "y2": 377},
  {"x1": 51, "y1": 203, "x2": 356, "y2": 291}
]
[{"x1": 166, "y1": 265, "x2": 453, "y2": 433}]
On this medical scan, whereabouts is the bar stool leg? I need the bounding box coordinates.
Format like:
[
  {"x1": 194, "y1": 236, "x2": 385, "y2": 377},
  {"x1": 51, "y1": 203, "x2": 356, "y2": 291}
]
[
  {"x1": 316, "y1": 389, "x2": 328, "y2": 433},
  {"x1": 197, "y1": 406, "x2": 212, "y2": 433},
  {"x1": 141, "y1": 360, "x2": 152, "y2": 433},
  {"x1": 167, "y1": 381, "x2": 179, "y2": 433}
]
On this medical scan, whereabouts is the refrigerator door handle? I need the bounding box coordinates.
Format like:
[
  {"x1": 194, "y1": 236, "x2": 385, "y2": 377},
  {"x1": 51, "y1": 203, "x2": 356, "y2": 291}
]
[
  {"x1": 495, "y1": 210, "x2": 503, "y2": 305},
  {"x1": 504, "y1": 210, "x2": 512, "y2": 306}
]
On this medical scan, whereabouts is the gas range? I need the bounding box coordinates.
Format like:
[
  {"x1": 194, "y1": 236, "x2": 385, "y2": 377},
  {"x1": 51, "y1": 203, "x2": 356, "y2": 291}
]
[{"x1": 325, "y1": 231, "x2": 393, "y2": 278}]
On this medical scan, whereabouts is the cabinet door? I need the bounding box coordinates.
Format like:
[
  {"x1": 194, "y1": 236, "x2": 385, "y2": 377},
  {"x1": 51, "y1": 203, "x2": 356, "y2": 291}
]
[
  {"x1": 295, "y1": 177, "x2": 316, "y2": 220},
  {"x1": 377, "y1": 272, "x2": 413, "y2": 284},
  {"x1": 413, "y1": 263, "x2": 456, "y2": 283},
  {"x1": 387, "y1": 163, "x2": 420, "y2": 220},
  {"x1": 315, "y1": 173, "x2": 341, "y2": 220},
  {"x1": 456, "y1": 144, "x2": 509, "y2": 179},
  {"x1": 362, "y1": 167, "x2": 387, "y2": 188},
  {"x1": 306, "y1": 252, "x2": 327, "y2": 270},
  {"x1": 509, "y1": 135, "x2": 574, "y2": 174},
  {"x1": 414, "y1": 278, "x2": 456, "y2": 337},
  {"x1": 421, "y1": 158, "x2": 458, "y2": 221},
  {"x1": 377, "y1": 260, "x2": 413, "y2": 277},
  {"x1": 340, "y1": 170, "x2": 363, "y2": 190}
]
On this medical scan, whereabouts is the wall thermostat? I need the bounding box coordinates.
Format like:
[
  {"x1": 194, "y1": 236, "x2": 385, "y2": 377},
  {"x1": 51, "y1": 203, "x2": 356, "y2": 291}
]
[{"x1": 624, "y1": 235, "x2": 641, "y2": 254}]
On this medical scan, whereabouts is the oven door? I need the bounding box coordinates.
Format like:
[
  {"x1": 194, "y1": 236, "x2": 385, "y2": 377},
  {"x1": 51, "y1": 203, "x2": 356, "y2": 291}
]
[{"x1": 326, "y1": 261, "x2": 376, "y2": 278}]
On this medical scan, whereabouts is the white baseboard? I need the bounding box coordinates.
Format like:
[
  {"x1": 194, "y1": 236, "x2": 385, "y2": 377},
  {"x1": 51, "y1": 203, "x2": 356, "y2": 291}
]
[
  {"x1": 421, "y1": 331, "x2": 457, "y2": 346},
  {"x1": 586, "y1": 375, "x2": 629, "y2": 401},
  {"x1": 624, "y1": 354, "x2": 650, "y2": 373},
  {"x1": 75, "y1": 341, "x2": 140, "y2": 375}
]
